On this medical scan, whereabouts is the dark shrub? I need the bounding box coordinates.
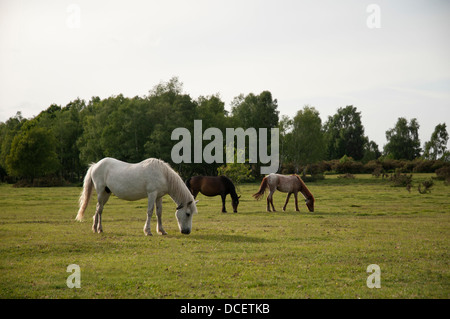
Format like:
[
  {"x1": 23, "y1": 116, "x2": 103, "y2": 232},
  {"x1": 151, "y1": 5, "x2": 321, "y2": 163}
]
[
  {"x1": 380, "y1": 158, "x2": 404, "y2": 172},
  {"x1": 335, "y1": 156, "x2": 364, "y2": 174},
  {"x1": 338, "y1": 173, "x2": 355, "y2": 179},
  {"x1": 319, "y1": 160, "x2": 334, "y2": 172},
  {"x1": 412, "y1": 159, "x2": 435, "y2": 173},
  {"x1": 365, "y1": 160, "x2": 383, "y2": 176},
  {"x1": 435, "y1": 166, "x2": 450, "y2": 184},
  {"x1": 281, "y1": 162, "x2": 296, "y2": 174},
  {"x1": 389, "y1": 169, "x2": 413, "y2": 188},
  {"x1": 13, "y1": 176, "x2": 70, "y2": 187},
  {"x1": 418, "y1": 179, "x2": 434, "y2": 194}
]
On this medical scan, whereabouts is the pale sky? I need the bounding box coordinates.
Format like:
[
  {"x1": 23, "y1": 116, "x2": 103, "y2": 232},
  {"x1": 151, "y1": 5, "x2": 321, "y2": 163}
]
[{"x1": 1, "y1": 0, "x2": 449, "y2": 150}]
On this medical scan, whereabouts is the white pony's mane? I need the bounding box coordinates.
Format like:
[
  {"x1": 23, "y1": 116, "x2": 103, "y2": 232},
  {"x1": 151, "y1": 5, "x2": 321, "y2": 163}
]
[{"x1": 142, "y1": 158, "x2": 193, "y2": 205}]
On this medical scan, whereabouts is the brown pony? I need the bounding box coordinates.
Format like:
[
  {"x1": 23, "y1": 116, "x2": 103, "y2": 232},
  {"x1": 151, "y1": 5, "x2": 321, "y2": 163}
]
[
  {"x1": 186, "y1": 176, "x2": 241, "y2": 213},
  {"x1": 253, "y1": 173, "x2": 314, "y2": 212}
]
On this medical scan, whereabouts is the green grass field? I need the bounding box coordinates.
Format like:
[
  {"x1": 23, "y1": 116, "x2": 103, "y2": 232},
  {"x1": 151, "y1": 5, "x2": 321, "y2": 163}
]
[{"x1": 0, "y1": 174, "x2": 449, "y2": 299}]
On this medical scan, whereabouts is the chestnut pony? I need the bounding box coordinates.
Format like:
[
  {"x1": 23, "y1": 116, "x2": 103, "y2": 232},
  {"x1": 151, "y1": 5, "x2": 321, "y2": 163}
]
[
  {"x1": 186, "y1": 176, "x2": 240, "y2": 213},
  {"x1": 253, "y1": 173, "x2": 314, "y2": 212}
]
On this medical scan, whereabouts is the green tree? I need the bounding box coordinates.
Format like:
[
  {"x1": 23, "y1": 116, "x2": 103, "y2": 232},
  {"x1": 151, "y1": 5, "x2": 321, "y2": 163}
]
[
  {"x1": 77, "y1": 96, "x2": 110, "y2": 164},
  {"x1": 324, "y1": 105, "x2": 366, "y2": 160},
  {"x1": 101, "y1": 96, "x2": 151, "y2": 162},
  {"x1": 423, "y1": 123, "x2": 449, "y2": 160},
  {"x1": 230, "y1": 91, "x2": 279, "y2": 175},
  {"x1": 0, "y1": 112, "x2": 26, "y2": 172},
  {"x1": 58, "y1": 99, "x2": 85, "y2": 180},
  {"x1": 144, "y1": 78, "x2": 197, "y2": 176},
  {"x1": 194, "y1": 94, "x2": 230, "y2": 175},
  {"x1": 230, "y1": 91, "x2": 279, "y2": 129},
  {"x1": 36, "y1": 100, "x2": 85, "y2": 181},
  {"x1": 362, "y1": 139, "x2": 381, "y2": 163},
  {"x1": 278, "y1": 114, "x2": 293, "y2": 169},
  {"x1": 196, "y1": 94, "x2": 229, "y2": 130},
  {"x1": 285, "y1": 106, "x2": 325, "y2": 173},
  {"x1": 78, "y1": 94, "x2": 154, "y2": 165},
  {"x1": 6, "y1": 126, "x2": 59, "y2": 181},
  {"x1": 384, "y1": 117, "x2": 421, "y2": 160}
]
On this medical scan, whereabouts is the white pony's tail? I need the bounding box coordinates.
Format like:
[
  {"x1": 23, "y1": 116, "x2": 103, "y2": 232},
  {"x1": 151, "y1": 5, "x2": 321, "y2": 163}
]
[{"x1": 76, "y1": 164, "x2": 95, "y2": 221}]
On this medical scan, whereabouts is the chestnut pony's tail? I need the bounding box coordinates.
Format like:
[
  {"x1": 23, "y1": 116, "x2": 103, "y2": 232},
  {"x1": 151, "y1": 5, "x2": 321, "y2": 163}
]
[{"x1": 252, "y1": 176, "x2": 268, "y2": 200}]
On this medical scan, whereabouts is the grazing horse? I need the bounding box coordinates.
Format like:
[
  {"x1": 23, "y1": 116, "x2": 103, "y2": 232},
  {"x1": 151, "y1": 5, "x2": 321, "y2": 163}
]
[
  {"x1": 186, "y1": 176, "x2": 240, "y2": 213},
  {"x1": 253, "y1": 173, "x2": 314, "y2": 212},
  {"x1": 76, "y1": 157, "x2": 198, "y2": 235}
]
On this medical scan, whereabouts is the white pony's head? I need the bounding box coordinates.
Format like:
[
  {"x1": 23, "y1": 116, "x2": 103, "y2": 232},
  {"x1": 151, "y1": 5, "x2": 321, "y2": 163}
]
[{"x1": 175, "y1": 200, "x2": 198, "y2": 234}]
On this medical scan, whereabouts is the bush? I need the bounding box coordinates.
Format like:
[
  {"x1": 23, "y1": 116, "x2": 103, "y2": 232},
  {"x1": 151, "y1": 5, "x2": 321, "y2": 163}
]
[
  {"x1": 217, "y1": 163, "x2": 254, "y2": 184},
  {"x1": 281, "y1": 159, "x2": 447, "y2": 177},
  {"x1": 435, "y1": 166, "x2": 450, "y2": 185},
  {"x1": 371, "y1": 166, "x2": 383, "y2": 178},
  {"x1": 364, "y1": 160, "x2": 383, "y2": 176},
  {"x1": 418, "y1": 179, "x2": 434, "y2": 194},
  {"x1": 301, "y1": 174, "x2": 325, "y2": 182},
  {"x1": 389, "y1": 170, "x2": 413, "y2": 188},
  {"x1": 334, "y1": 156, "x2": 364, "y2": 174},
  {"x1": 13, "y1": 175, "x2": 70, "y2": 187},
  {"x1": 412, "y1": 159, "x2": 435, "y2": 173},
  {"x1": 379, "y1": 158, "x2": 404, "y2": 172},
  {"x1": 402, "y1": 161, "x2": 416, "y2": 173},
  {"x1": 305, "y1": 163, "x2": 325, "y2": 177},
  {"x1": 319, "y1": 160, "x2": 335, "y2": 172},
  {"x1": 338, "y1": 173, "x2": 355, "y2": 179},
  {"x1": 364, "y1": 160, "x2": 380, "y2": 171},
  {"x1": 280, "y1": 162, "x2": 296, "y2": 174}
]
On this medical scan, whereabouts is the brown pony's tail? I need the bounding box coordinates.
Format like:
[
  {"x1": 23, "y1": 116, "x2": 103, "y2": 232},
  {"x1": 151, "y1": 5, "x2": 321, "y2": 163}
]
[
  {"x1": 253, "y1": 176, "x2": 268, "y2": 200},
  {"x1": 185, "y1": 177, "x2": 193, "y2": 195}
]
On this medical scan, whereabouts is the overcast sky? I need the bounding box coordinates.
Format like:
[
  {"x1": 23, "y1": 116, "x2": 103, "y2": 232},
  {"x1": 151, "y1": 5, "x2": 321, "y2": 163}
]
[{"x1": 1, "y1": 0, "x2": 449, "y2": 149}]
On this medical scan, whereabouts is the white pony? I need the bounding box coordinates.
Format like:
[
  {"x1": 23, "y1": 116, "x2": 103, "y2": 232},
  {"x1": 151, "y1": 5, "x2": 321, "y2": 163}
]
[{"x1": 76, "y1": 157, "x2": 198, "y2": 235}]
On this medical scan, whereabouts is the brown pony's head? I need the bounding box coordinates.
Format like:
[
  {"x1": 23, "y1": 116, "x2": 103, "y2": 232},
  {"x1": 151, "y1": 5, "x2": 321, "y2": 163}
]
[{"x1": 232, "y1": 195, "x2": 241, "y2": 213}]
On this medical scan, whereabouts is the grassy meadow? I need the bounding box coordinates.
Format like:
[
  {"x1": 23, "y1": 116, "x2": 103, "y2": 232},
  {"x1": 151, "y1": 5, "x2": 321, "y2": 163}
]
[{"x1": 0, "y1": 174, "x2": 449, "y2": 299}]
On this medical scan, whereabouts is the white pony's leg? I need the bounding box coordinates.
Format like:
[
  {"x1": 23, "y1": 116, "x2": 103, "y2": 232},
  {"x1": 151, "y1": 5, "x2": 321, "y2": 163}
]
[
  {"x1": 269, "y1": 191, "x2": 276, "y2": 212},
  {"x1": 267, "y1": 190, "x2": 275, "y2": 212},
  {"x1": 144, "y1": 192, "x2": 157, "y2": 236},
  {"x1": 93, "y1": 191, "x2": 110, "y2": 233},
  {"x1": 266, "y1": 176, "x2": 276, "y2": 212},
  {"x1": 92, "y1": 203, "x2": 102, "y2": 233},
  {"x1": 283, "y1": 192, "x2": 292, "y2": 211},
  {"x1": 92, "y1": 207, "x2": 99, "y2": 233},
  {"x1": 155, "y1": 197, "x2": 167, "y2": 235}
]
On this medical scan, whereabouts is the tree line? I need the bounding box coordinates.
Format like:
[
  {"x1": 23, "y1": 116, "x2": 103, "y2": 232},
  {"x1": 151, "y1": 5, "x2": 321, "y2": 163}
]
[{"x1": 0, "y1": 77, "x2": 449, "y2": 185}]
